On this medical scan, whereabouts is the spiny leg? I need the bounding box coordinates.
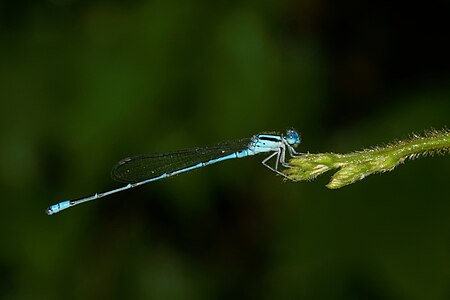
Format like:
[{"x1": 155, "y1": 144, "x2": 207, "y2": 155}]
[
  {"x1": 262, "y1": 151, "x2": 281, "y2": 174},
  {"x1": 287, "y1": 145, "x2": 305, "y2": 158},
  {"x1": 281, "y1": 145, "x2": 307, "y2": 170},
  {"x1": 279, "y1": 145, "x2": 292, "y2": 168},
  {"x1": 262, "y1": 150, "x2": 289, "y2": 178},
  {"x1": 274, "y1": 148, "x2": 281, "y2": 170}
]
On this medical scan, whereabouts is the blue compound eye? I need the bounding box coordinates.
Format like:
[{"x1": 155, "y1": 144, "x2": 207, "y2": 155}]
[{"x1": 285, "y1": 129, "x2": 300, "y2": 146}]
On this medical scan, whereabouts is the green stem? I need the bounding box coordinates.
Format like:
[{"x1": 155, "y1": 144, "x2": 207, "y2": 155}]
[{"x1": 284, "y1": 129, "x2": 450, "y2": 189}]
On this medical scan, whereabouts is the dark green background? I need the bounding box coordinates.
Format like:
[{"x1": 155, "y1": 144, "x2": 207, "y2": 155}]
[{"x1": 1, "y1": 0, "x2": 449, "y2": 299}]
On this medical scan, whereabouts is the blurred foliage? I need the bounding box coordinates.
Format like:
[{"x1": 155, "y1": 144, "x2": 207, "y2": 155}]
[{"x1": 1, "y1": 0, "x2": 449, "y2": 299}]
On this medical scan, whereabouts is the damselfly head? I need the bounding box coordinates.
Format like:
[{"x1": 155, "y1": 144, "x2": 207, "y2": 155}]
[{"x1": 284, "y1": 129, "x2": 301, "y2": 147}]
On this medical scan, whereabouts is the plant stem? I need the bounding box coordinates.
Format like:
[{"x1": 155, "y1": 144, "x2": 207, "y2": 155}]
[{"x1": 284, "y1": 129, "x2": 450, "y2": 189}]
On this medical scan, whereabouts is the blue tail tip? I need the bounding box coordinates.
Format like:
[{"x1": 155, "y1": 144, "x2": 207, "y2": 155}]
[{"x1": 45, "y1": 207, "x2": 54, "y2": 215}]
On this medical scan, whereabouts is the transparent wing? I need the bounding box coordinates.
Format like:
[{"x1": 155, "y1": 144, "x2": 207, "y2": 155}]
[{"x1": 111, "y1": 138, "x2": 252, "y2": 183}]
